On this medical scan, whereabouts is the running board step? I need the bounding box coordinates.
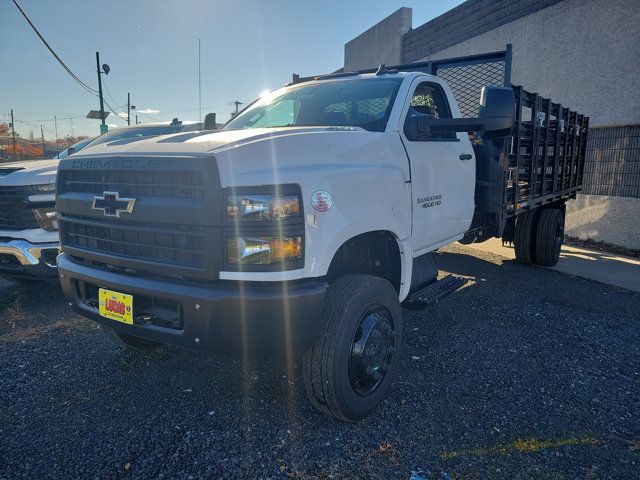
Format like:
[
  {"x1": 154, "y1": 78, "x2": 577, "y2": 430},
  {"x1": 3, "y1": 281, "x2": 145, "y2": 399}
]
[{"x1": 405, "y1": 275, "x2": 468, "y2": 308}]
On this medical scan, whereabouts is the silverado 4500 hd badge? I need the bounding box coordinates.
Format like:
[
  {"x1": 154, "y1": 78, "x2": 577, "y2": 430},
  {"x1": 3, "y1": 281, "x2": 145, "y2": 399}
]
[{"x1": 417, "y1": 194, "x2": 442, "y2": 208}]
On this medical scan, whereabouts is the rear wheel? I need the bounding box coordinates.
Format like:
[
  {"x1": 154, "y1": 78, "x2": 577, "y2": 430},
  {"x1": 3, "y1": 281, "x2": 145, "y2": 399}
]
[
  {"x1": 302, "y1": 274, "x2": 403, "y2": 422},
  {"x1": 514, "y1": 210, "x2": 539, "y2": 265},
  {"x1": 101, "y1": 325, "x2": 163, "y2": 350},
  {"x1": 535, "y1": 208, "x2": 565, "y2": 266}
]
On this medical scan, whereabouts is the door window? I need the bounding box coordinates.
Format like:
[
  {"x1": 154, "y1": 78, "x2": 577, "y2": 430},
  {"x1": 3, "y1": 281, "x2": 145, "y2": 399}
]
[{"x1": 405, "y1": 82, "x2": 456, "y2": 141}]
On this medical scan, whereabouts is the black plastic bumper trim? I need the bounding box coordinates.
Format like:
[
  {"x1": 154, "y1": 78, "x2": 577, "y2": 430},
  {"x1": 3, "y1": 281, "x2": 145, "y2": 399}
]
[{"x1": 57, "y1": 253, "x2": 327, "y2": 355}]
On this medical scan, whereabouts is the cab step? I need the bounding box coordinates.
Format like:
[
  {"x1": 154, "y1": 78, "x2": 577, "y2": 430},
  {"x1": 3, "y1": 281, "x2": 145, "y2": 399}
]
[{"x1": 405, "y1": 275, "x2": 468, "y2": 309}]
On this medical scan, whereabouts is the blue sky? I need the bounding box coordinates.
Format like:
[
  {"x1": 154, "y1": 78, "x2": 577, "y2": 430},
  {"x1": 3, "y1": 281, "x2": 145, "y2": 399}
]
[{"x1": 1, "y1": 0, "x2": 464, "y2": 139}]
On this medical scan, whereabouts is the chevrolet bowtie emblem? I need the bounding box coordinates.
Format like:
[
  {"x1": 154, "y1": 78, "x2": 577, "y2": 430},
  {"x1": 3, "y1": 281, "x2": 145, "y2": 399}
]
[{"x1": 92, "y1": 191, "x2": 136, "y2": 218}]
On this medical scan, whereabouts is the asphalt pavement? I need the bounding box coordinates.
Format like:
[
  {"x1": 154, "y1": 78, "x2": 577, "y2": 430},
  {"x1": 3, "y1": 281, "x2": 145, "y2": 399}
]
[{"x1": 1, "y1": 244, "x2": 639, "y2": 479}]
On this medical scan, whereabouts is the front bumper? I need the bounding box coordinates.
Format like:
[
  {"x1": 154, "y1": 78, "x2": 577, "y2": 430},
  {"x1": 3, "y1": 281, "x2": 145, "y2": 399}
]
[
  {"x1": 0, "y1": 238, "x2": 60, "y2": 279},
  {"x1": 57, "y1": 253, "x2": 327, "y2": 355}
]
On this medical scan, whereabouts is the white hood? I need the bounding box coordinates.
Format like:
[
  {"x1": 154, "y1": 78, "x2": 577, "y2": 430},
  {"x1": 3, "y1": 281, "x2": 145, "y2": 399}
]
[
  {"x1": 0, "y1": 158, "x2": 59, "y2": 187},
  {"x1": 65, "y1": 127, "x2": 365, "y2": 158}
]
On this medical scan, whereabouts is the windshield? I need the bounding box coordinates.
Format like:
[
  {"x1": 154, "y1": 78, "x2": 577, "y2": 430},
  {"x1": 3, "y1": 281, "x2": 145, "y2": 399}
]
[
  {"x1": 224, "y1": 78, "x2": 402, "y2": 133},
  {"x1": 83, "y1": 124, "x2": 198, "y2": 149},
  {"x1": 56, "y1": 137, "x2": 93, "y2": 159}
]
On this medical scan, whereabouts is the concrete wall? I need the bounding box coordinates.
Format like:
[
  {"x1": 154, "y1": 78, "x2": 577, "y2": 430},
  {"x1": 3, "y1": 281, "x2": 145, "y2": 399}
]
[
  {"x1": 403, "y1": 0, "x2": 564, "y2": 63},
  {"x1": 566, "y1": 195, "x2": 640, "y2": 250},
  {"x1": 414, "y1": 0, "x2": 640, "y2": 127},
  {"x1": 344, "y1": 8, "x2": 412, "y2": 72}
]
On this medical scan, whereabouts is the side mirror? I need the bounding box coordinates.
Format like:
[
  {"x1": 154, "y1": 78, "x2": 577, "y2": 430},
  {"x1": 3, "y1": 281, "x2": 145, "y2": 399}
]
[
  {"x1": 204, "y1": 112, "x2": 217, "y2": 130},
  {"x1": 478, "y1": 86, "x2": 515, "y2": 138},
  {"x1": 403, "y1": 86, "x2": 515, "y2": 140}
]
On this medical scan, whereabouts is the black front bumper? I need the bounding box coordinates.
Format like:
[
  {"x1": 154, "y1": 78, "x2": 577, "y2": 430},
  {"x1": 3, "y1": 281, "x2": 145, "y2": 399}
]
[{"x1": 57, "y1": 253, "x2": 327, "y2": 355}]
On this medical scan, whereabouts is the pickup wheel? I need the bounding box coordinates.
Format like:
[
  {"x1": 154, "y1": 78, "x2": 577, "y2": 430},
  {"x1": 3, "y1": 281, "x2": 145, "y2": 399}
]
[
  {"x1": 302, "y1": 274, "x2": 402, "y2": 422},
  {"x1": 101, "y1": 325, "x2": 163, "y2": 350},
  {"x1": 514, "y1": 210, "x2": 539, "y2": 265},
  {"x1": 535, "y1": 208, "x2": 565, "y2": 266}
]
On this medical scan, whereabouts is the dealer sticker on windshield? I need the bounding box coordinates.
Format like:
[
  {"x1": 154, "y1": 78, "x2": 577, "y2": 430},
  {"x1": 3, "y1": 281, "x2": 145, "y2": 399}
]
[{"x1": 99, "y1": 288, "x2": 133, "y2": 324}]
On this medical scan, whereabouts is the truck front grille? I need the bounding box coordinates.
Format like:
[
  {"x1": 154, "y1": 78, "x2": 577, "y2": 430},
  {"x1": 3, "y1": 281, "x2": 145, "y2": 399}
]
[
  {"x1": 56, "y1": 156, "x2": 223, "y2": 280},
  {"x1": 59, "y1": 214, "x2": 208, "y2": 268},
  {"x1": 0, "y1": 186, "x2": 39, "y2": 230},
  {"x1": 57, "y1": 170, "x2": 204, "y2": 199}
]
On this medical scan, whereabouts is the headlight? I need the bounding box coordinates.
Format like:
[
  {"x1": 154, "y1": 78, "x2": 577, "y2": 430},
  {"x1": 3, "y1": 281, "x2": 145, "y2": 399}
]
[
  {"x1": 227, "y1": 235, "x2": 302, "y2": 265},
  {"x1": 227, "y1": 194, "x2": 301, "y2": 221},
  {"x1": 28, "y1": 183, "x2": 56, "y2": 203},
  {"x1": 33, "y1": 207, "x2": 58, "y2": 231}
]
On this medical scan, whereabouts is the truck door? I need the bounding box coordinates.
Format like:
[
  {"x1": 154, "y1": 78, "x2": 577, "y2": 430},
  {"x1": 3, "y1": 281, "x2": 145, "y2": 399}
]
[{"x1": 400, "y1": 78, "x2": 476, "y2": 255}]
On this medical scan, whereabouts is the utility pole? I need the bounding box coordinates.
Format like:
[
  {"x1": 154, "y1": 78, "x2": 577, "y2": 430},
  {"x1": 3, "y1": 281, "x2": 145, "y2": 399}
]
[
  {"x1": 54, "y1": 116, "x2": 59, "y2": 154},
  {"x1": 127, "y1": 92, "x2": 131, "y2": 126},
  {"x1": 230, "y1": 100, "x2": 244, "y2": 118},
  {"x1": 96, "y1": 51, "x2": 106, "y2": 133},
  {"x1": 40, "y1": 125, "x2": 45, "y2": 157},
  {"x1": 10, "y1": 109, "x2": 17, "y2": 160},
  {"x1": 198, "y1": 38, "x2": 202, "y2": 124},
  {"x1": 135, "y1": 114, "x2": 138, "y2": 125}
]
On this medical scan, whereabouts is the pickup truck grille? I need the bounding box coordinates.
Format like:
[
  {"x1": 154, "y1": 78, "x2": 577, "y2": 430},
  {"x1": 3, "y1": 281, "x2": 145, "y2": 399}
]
[
  {"x1": 56, "y1": 156, "x2": 223, "y2": 280},
  {"x1": 57, "y1": 170, "x2": 204, "y2": 199},
  {"x1": 59, "y1": 214, "x2": 207, "y2": 268},
  {"x1": 0, "y1": 186, "x2": 39, "y2": 230}
]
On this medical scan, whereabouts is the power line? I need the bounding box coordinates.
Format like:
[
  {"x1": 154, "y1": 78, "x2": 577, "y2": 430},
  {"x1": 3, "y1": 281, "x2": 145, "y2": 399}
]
[
  {"x1": 11, "y1": 0, "x2": 98, "y2": 96},
  {"x1": 102, "y1": 76, "x2": 122, "y2": 108}
]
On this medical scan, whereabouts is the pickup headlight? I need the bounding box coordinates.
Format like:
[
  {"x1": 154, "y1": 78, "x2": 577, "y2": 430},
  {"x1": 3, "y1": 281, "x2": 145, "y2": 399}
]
[
  {"x1": 28, "y1": 183, "x2": 56, "y2": 203},
  {"x1": 33, "y1": 207, "x2": 58, "y2": 231},
  {"x1": 227, "y1": 235, "x2": 303, "y2": 265},
  {"x1": 224, "y1": 185, "x2": 304, "y2": 271},
  {"x1": 227, "y1": 194, "x2": 301, "y2": 221}
]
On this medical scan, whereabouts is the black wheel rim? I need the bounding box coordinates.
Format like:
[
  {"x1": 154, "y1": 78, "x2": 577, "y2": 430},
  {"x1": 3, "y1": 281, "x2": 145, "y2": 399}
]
[{"x1": 349, "y1": 305, "x2": 395, "y2": 396}]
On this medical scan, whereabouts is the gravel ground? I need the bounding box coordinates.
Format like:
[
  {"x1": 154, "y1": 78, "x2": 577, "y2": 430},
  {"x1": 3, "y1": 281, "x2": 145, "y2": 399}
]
[{"x1": 1, "y1": 244, "x2": 639, "y2": 480}]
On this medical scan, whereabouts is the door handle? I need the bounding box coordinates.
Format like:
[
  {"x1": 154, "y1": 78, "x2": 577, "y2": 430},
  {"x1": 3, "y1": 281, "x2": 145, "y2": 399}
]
[{"x1": 459, "y1": 153, "x2": 472, "y2": 161}]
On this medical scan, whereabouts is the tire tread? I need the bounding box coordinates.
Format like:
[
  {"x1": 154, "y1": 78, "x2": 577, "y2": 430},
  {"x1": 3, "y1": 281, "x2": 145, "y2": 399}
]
[{"x1": 302, "y1": 274, "x2": 400, "y2": 422}]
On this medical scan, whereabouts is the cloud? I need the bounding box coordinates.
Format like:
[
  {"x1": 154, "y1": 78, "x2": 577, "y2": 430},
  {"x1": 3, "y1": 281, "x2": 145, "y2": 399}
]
[
  {"x1": 114, "y1": 112, "x2": 127, "y2": 118},
  {"x1": 138, "y1": 108, "x2": 160, "y2": 114}
]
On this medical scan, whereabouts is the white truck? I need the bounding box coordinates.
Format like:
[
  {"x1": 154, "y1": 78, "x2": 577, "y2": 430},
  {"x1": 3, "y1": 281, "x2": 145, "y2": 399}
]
[
  {"x1": 0, "y1": 159, "x2": 61, "y2": 282},
  {"x1": 55, "y1": 47, "x2": 588, "y2": 421},
  {"x1": 0, "y1": 121, "x2": 208, "y2": 284}
]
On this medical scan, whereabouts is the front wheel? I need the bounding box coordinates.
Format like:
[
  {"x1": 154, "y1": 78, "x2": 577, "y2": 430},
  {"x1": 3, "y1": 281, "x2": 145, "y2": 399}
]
[{"x1": 302, "y1": 274, "x2": 403, "y2": 422}]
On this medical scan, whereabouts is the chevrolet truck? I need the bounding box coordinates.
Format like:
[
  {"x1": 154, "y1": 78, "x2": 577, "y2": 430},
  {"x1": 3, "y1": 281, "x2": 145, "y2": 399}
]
[
  {"x1": 0, "y1": 121, "x2": 206, "y2": 284},
  {"x1": 55, "y1": 46, "x2": 588, "y2": 421},
  {"x1": 0, "y1": 159, "x2": 61, "y2": 282}
]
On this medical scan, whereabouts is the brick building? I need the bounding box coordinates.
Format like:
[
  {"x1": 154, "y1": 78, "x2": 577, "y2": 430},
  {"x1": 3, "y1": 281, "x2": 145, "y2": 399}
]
[{"x1": 344, "y1": 0, "x2": 640, "y2": 249}]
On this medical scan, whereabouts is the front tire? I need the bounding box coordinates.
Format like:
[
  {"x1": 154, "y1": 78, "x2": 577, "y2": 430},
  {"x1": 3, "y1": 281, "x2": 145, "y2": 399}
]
[
  {"x1": 101, "y1": 325, "x2": 163, "y2": 350},
  {"x1": 302, "y1": 274, "x2": 403, "y2": 422}
]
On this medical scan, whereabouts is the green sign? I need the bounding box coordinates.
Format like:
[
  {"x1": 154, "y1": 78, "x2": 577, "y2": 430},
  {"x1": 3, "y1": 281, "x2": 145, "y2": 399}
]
[{"x1": 100, "y1": 124, "x2": 109, "y2": 134}]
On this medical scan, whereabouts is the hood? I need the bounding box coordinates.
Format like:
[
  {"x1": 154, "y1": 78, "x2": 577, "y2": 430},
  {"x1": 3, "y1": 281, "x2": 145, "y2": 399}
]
[
  {"x1": 0, "y1": 158, "x2": 59, "y2": 187},
  {"x1": 66, "y1": 126, "x2": 366, "y2": 158}
]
